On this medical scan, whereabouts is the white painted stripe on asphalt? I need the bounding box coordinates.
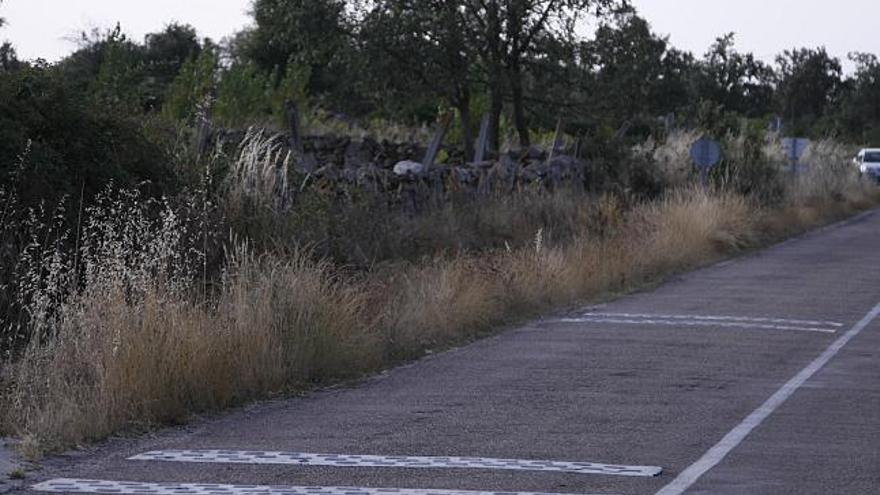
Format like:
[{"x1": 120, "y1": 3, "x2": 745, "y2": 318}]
[
  {"x1": 560, "y1": 317, "x2": 838, "y2": 334},
  {"x1": 580, "y1": 312, "x2": 843, "y2": 327},
  {"x1": 654, "y1": 301, "x2": 880, "y2": 495},
  {"x1": 31, "y1": 479, "x2": 619, "y2": 495},
  {"x1": 128, "y1": 450, "x2": 662, "y2": 478}
]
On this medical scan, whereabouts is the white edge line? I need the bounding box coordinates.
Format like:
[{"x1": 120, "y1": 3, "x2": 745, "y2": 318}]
[
  {"x1": 654, "y1": 301, "x2": 880, "y2": 495},
  {"x1": 126, "y1": 451, "x2": 662, "y2": 478},
  {"x1": 559, "y1": 318, "x2": 837, "y2": 334},
  {"x1": 31, "y1": 479, "x2": 621, "y2": 495},
  {"x1": 581, "y1": 312, "x2": 843, "y2": 327}
]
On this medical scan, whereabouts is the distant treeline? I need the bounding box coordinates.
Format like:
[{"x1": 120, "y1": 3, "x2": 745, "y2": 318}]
[{"x1": 1, "y1": 0, "x2": 880, "y2": 204}]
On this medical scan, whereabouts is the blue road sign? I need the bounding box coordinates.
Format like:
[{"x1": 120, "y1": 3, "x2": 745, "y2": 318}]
[
  {"x1": 781, "y1": 138, "x2": 810, "y2": 172},
  {"x1": 781, "y1": 138, "x2": 810, "y2": 162},
  {"x1": 690, "y1": 137, "x2": 722, "y2": 169}
]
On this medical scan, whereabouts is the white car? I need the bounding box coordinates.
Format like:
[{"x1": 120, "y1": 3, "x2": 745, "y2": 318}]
[{"x1": 854, "y1": 148, "x2": 880, "y2": 180}]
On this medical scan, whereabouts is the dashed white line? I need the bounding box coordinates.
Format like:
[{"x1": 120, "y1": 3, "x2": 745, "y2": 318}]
[
  {"x1": 579, "y1": 312, "x2": 843, "y2": 327},
  {"x1": 128, "y1": 450, "x2": 662, "y2": 477},
  {"x1": 31, "y1": 479, "x2": 619, "y2": 495},
  {"x1": 560, "y1": 317, "x2": 838, "y2": 334},
  {"x1": 654, "y1": 301, "x2": 880, "y2": 495}
]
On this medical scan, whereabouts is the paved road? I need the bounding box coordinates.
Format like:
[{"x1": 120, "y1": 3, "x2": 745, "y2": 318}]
[{"x1": 21, "y1": 211, "x2": 880, "y2": 495}]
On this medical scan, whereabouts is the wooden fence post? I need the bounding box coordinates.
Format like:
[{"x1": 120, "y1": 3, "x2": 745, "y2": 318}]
[
  {"x1": 422, "y1": 113, "x2": 452, "y2": 172},
  {"x1": 546, "y1": 117, "x2": 564, "y2": 164},
  {"x1": 473, "y1": 113, "x2": 490, "y2": 163},
  {"x1": 195, "y1": 97, "x2": 213, "y2": 157},
  {"x1": 286, "y1": 101, "x2": 304, "y2": 155}
]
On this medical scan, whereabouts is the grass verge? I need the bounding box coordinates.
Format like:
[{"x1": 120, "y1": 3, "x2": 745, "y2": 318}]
[{"x1": 1, "y1": 180, "x2": 878, "y2": 458}]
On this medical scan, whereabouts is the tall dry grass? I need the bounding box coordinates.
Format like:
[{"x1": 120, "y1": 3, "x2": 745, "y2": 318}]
[{"x1": 2, "y1": 131, "x2": 878, "y2": 458}]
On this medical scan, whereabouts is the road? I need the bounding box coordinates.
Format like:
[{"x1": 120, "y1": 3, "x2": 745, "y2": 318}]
[{"x1": 21, "y1": 210, "x2": 880, "y2": 495}]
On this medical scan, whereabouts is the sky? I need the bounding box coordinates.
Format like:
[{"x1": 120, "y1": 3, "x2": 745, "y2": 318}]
[
  {"x1": 1, "y1": 0, "x2": 878, "y2": 72},
  {"x1": 0, "y1": 0, "x2": 252, "y2": 60},
  {"x1": 631, "y1": 0, "x2": 880, "y2": 72}
]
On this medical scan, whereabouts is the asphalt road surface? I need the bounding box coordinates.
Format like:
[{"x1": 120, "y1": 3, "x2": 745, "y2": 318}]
[{"x1": 21, "y1": 210, "x2": 880, "y2": 495}]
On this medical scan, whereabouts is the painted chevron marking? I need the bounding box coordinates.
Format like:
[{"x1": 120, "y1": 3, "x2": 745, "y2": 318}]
[
  {"x1": 128, "y1": 450, "x2": 662, "y2": 477},
  {"x1": 561, "y1": 316, "x2": 838, "y2": 334},
  {"x1": 32, "y1": 479, "x2": 620, "y2": 495},
  {"x1": 579, "y1": 312, "x2": 842, "y2": 327}
]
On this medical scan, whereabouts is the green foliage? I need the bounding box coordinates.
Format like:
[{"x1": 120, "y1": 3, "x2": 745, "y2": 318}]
[
  {"x1": 0, "y1": 0, "x2": 878, "y2": 219},
  {"x1": 0, "y1": 42, "x2": 20, "y2": 72},
  {"x1": 695, "y1": 34, "x2": 775, "y2": 117},
  {"x1": 272, "y1": 63, "x2": 311, "y2": 116},
  {"x1": 715, "y1": 122, "x2": 785, "y2": 205},
  {"x1": 163, "y1": 48, "x2": 218, "y2": 122},
  {"x1": 835, "y1": 53, "x2": 880, "y2": 143},
  {"x1": 214, "y1": 63, "x2": 273, "y2": 127},
  {"x1": 0, "y1": 65, "x2": 174, "y2": 207},
  {"x1": 775, "y1": 47, "x2": 843, "y2": 134},
  {"x1": 213, "y1": 61, "x2": 311, "y2": 128},
  {"x1": 89, "y1": 26, "x2": 146, "y2": 113},
  {"x1": 583, "y1": 14, "x2": 684, "y2": 123},
  {"x1": 247, "y1": 0, "x2": 351, "y2": 97},
  {"x1": 56, "y1": 24, "x2": 206, "y2": 115},
  {"x1": 142, "y1": 23, "x2": 204, "y2": 109}
]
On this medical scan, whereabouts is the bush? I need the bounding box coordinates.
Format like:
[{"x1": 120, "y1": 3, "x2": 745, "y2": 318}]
[{"x1": 0, "y1": 65, "x2": 176, "y2": 207}]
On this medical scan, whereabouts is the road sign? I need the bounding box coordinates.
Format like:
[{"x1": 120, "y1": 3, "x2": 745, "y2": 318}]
[
  {"x1": 689, "y1": 137, "x2": 722, "y2": 170},
  {"x1": 781, "y1": 138, "x2": 810, "y2": 172},
  {"x1": 781, "y1": 138, "x2": 809, "y2": 161},
  {"x1": 690, "y1": 137, "x2": 721, "y2": 187}
]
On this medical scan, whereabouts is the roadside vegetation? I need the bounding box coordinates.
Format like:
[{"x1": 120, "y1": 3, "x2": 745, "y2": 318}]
[
  {"x1": 2, "y1": 132, "x2": 876, "y2": 457},
  {"x1": 1, "y1": 0, "x2": 879, "y2": 456}
]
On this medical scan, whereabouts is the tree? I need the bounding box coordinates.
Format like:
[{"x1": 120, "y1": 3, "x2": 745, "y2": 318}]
[
  {"x1": 359, "y1": 1, "x2": 479, "y2": 158},
  {"x1": 163, "y1": 47, "x2": 218, "y2": 122},
  {"x1": 775, "y1": 47, "x2": 842, "y2": 133},
  {"x1": 459, "y1": 0, "x2": 625, "y2": 149},
  {"x1": 247, "y1": 0, "x2": 351, "y2": 98},
  {"x1": 56, "y1": 24, "x2": 211, "y2": 114},
  {"x1": 0, "y1": 42, "x2": 20, "y2": 72},
  {"x1": 142, "y1": 23, "x2": 203, "y2": 108},
  {"x1": 696, "y1": 34, "x2": 775, "y2": 117},
  {"x1": 582, "y1": 13, "x2": 692, "y2": 125},
  {"x1": 0, "y1": 0, "x2": 21, "y2": 72},
  {"x1": 0, "y1": 65, "x2": 173, "y2": 207},
  {"x1": 835, "y1": 53, "x2": 880, "y2": 142}
]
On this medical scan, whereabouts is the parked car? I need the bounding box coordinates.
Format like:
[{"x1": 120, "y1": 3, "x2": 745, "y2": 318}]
[{"x1": 854, "y1": 148, "x2": 880, "y2": 181}]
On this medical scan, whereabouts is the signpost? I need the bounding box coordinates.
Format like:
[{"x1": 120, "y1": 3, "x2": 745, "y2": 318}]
[
  {"x1": 690, "y1": 136, "x2": 722, "y2": 187},
  {"x1": 781, "y1": 138, "x2": 810, "y2": 173},
  {"x1": 769, "y1": 116, "x2": 783, "y2": 133}
]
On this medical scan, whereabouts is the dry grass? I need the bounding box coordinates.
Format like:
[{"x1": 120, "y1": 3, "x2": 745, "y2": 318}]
[
  {"x1": 2, "y1": 135, "x2": 879, "y2": 458},
  {"x1": 3, "y1": 244, "x2": 379, "y2": 457}
]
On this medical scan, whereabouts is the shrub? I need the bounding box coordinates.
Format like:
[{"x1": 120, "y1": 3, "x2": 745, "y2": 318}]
[{"x1": 0, "y1": 65, "x2": 175, "y2": 207}]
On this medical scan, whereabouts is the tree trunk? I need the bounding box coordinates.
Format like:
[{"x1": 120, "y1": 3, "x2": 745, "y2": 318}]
[
  {"x1": 457, "y1": 95, "x2": 475, "y2": 162},
  {"x1": 485, "y1": 0, "x2": 503, "y2": 154},
  {"x1": 509, "y1": 61, "x2": 530, "y2": 148},
  {"x1": 488, "y1": 85, "x2": 503, "y2": 154}
]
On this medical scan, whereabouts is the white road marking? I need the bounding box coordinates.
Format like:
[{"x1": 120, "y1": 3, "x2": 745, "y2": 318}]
[
  {"x1": 560, "y1": 317, "x2": 838, "y2": 334},
  {"x1": 654, "y1": 301, "x2": 880, "y2": 495},
  {"x1": 128, "y1": 450, "x2": 662, "y2": 477},
  {"x1": 579, "y1": 312, "x2": 843, "y2": 327},
  {"x1": 31, "y1": 479, "x2": 619, "y2": 495}
]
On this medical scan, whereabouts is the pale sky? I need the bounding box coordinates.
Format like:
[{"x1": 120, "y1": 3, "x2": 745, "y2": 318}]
[
  {"x1": 1, "y1": 0, "x2": 878, "y2": 72},
  {"x1": 0, "y1": 0, "x2": 252, "y2": 60},
  {"x1": 631, "y1": 0, "x2": 880, "y2": 72}
]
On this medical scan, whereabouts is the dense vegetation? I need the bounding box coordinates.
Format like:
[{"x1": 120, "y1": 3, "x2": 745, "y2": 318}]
[
  {"x1": 1, "y1": 1, "x2": 880, "y2": 205},
  {"x1": 1, "y1": 0, "x2": 879, "y2": 455}
]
